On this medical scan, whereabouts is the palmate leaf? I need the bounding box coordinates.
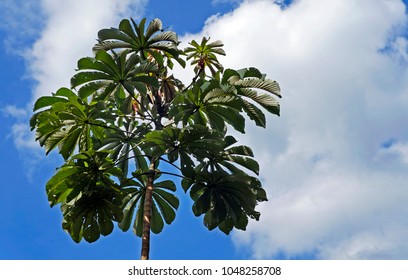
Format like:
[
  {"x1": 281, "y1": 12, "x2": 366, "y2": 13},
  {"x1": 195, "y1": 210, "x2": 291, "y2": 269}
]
[
  {"x1": 189, "y1": 171, "x2": 266, "y2": 234},
  {"x1": 185, "y1": 37, "x2": 226, "y2": 76},
  {"x1": 70, "y1": 50, "x2": 161, "y2": 117},
  {"x1": 241, "y1": 99, "x2": 266, "y2": 128},
  {"x1": 31, "y1": 88, "x2": 112, "y2": 159},
  {"x1": 220, "y1": 68, "x2": 282, "y2": 127},
  {"x1": 95, "y1": 120, "x2": 150, "y2": 179},
  {"x1": 93, "y1": 18, "x2": 181, "y2": 67},
  {"x1": 46, "y1": 151, "x2": 123, "y2": 206},
  {"x1": 33, "y1": 96, "x2": 69, "y2": 112},
  {"x1": 118, "y1": 178, "x2": 179, "y2": 237},
  {"x1": 157, "y1": 72, "x2": 184, "y2": 103},
  {"x1": 119, "y1": 186, "x2": 143, "y2": 234},
  {"x1": 196, "y1": 135, "x2": 260, "y2": 176},
  {"x1": 169, "y1": 81, "x2": 245, "y2": 133},
  {"x1": 71, "y1": 71, "x2": 114, "y2": 89},
  {"x1": 77, "y1": 51, "x2": 120, "y2": 77},
  {"x1": 61, "y1": 189, "x2": 123, "y2": 243},
  {"x1": 45, "y1": 165, "x2": 78, "y2": 207},
  {"x1": 238, "y1": 88, "x2": 280, "y2": 116},
  {"x1": 46, "y1": 150, "x2": 123, "y2": 243},
  {"x1": 221, "y1": 143, "x2": 259, "y2": 175},
  {"x1": 143, "y1": 125, "x2": 225, "y2": 168},
  {"x1": 145, "y1": 18, "x2": 162, "y2": 38},
  {"x1": 72, "y1": 50, "x2": 135, "y2": 97}
]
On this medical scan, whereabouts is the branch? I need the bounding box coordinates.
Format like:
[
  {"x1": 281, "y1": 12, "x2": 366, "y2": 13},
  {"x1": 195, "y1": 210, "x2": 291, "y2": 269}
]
[
  {"x1": 184, "y1": 67, "x2": 204, "y2": 92},
  {"x1": 87, "y1": 121, "x2": 125, "y2": 134},
  {"x1": 156, "y1": 170, "x2": 188, "y2": 180},
  {"x1": 122, "y1": 81, "x2": 155, "y2": 121},
  {"x1": 114, "y1": 152, "x2": 150, "y2": 167},
  {"x1": 88, "y1": 120, "x2": 153, "y2": 139},
  {"x1": 114, "y1": 112, "x2": 155, "y2": 122},
  {"x1": 158, "y1": 156, "x2": 182, "y2": 171},
  {"x1": 118, "y1": 175, "x2": 138, "y2": 188}
]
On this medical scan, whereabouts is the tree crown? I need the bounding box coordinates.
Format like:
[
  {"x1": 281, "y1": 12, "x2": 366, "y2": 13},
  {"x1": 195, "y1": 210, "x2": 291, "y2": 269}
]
[{"x1": 30, "y1": 17, "x2": 281, "y2": 257}]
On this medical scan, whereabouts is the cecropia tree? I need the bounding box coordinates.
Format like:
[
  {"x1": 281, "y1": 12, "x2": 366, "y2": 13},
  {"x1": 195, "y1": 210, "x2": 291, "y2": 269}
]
[{"x1": 30, "y1": 17, "x2": 282, "y2": 260}]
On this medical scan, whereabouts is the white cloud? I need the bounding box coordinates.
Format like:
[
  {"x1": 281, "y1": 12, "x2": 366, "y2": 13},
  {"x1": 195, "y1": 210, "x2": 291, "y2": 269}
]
[
  {"x1": 7, "y1": 123, "x2": 38, "y2": 150},
  {"x1": 4, "y1": 0, "x2": 148, "y2": 158},
  {"x1": 0, "y1": 0, "x2": 44, "y2": 55},
  {"x1": 381, "y1": 141, "x2": 408, "y2": 164},
  {"x1": 182, "y1": 0, "x2": 408, "y2": 259},
  {"x1": 5, "y1": 122, "x2": 58, "y2": 182},
  {"x1": 6, "y1": 0, "x2": 408, "y2": 259},
  {"x1": 389, "y1": 36, "x2": 408, "y2": 64},
  {"x1": 28, "y1": 0, "x2": 148, "y2": 102},
  {"x1": 1, "y1": 105, "x2": 28, "y2": 119}
]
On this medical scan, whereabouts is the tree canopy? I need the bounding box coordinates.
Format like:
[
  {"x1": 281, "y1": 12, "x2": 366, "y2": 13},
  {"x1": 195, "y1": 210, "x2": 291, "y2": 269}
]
[{"x1": 30, "y1": 17, "x2": 281, "y2": 259}]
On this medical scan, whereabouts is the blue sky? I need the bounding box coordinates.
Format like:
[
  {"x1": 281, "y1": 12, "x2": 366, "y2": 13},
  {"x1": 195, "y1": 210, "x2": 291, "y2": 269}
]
[
  {"x1": 0, "y1": 0, "x2": 251, "y2": 260},
  {"x1": 1, "y1": 0, "x2": 408, "y2": 260}
]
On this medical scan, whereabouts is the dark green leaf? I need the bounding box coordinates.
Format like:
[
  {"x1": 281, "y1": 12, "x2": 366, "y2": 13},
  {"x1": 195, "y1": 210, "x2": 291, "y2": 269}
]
[
  {"x1": 33, "y1": 96, "x2": 67, "y2": 111},
  {"x1": 152, "y1": 192, "x2": 176, "y2": 224},
  {"x1": 150, "y1": 201, "x2": 164, "y2": 234},
  {"x1": 154, "y1": 188, "x2": 179, "y2": 209},
  {"x1": 119, "y1": 188, "x2": 142, "y2": 231},
  {"x1": 242, "y1": 99, "x2": 266, "y2": 127},
  {"x1": 71, "y1": 71, "x2": 113, "y2": 88}
]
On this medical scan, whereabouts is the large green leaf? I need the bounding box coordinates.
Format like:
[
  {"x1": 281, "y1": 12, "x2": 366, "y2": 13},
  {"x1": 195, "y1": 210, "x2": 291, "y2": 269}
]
[
  {"x1": 32, "y1": 89, "x2": 84, "y2": 158},
  {"x1": 220, "y1": 67, "x2": 282, "y2": 125},
  {"x1": 61, "y1": 189, "x2": 123, "y2": 243},
  {"x1": 96, "y1": 120, "x2": 150, "y2": 179},
  {"x1": 46, "y1": 151, "x2": 123, "y2": 207},
  {"x1": 93, "y1": 18, "x2": 181, "y2": 66},
  {"x1": 184, "y1": 37, "x2": 225, "y2": 76},
  {"x1": 189, "y1": 171, "x2": 265, "y2": 234},
  {"x1": 46, "y1": 151, "x2": 123, "y2": 243},
  {"x1": 33, "y1": 96, "x2": 69, "y2": 111},
  {"x1": 71, "y1": 49, "x2": 164, "y2": 120},
  {"x1": 241, "y1": 99, "x2": 266, "y2": 128},
  {"x1": 143, "y1": 125, "x2": 225, "y2": 169},
  {"x1": 218, "y1": 141, "x2": 259, "y2": 175},
  {"x1": 71, "y1": 71, "x2": 114, "y2": 88},
  {"x1": 169, "y1": 81, "x2": 245, "y2": 133},
  {"x1": 119, "y1": 176, "x2": 180, "y2": 237},
  {"x1": 238, "y1": 88, "x2": 280, "y2": 116},
  {"x1": 72, "y1": 50, "x2": 150, "y2": 98},
  {"x1": 31, "y1": 88, "x2": 117, "y2": 159}
]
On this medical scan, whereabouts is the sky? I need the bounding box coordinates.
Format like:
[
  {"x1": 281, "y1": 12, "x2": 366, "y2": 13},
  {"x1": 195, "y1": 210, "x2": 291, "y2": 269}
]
[{"x1": 1, "y1": 0, "x2": 408, "y2": 260}]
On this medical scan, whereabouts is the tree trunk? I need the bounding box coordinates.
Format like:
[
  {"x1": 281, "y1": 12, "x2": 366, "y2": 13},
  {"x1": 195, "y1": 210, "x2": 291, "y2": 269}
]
[{"x1": 141, "y1": 160, "x2": 156, "y2": 260}]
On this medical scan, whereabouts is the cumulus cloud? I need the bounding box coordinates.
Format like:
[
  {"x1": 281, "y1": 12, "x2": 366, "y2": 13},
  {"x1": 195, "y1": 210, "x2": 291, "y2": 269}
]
[
  {"x1": 388, "y1": 36, "x2": 408, "y2": 64},
  {"x1": 5, "y1": 0, "x2": 408, "y2": 259},
  {"x1": 3, "y1": 0, "x2": 148, "y2": 157},
  {"x1": 182, "y1": 0, "x2": 408, "y2": 259},
  {"x1": 381, "y1": 141, "x2": 408, "y2": 164},
  {"x1": 29, "y1": 0, "x2": 148, "y2": 102},
  {"x1": 0, "y1": 0, "x2": 44, "y2": 55},
  {"x1": 1, "y1": 105, "x2": 28, "y2": 119}
]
